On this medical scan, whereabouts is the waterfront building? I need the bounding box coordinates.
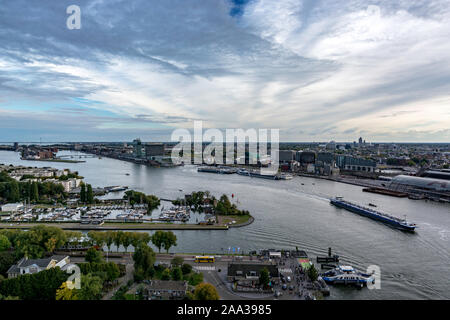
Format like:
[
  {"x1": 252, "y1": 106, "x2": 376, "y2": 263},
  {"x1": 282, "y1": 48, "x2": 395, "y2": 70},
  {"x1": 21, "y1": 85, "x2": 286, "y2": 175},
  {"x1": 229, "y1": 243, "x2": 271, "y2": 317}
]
[
  {"x1": 317, "y1": 152, "x2": 334, "y2": 164},
  {"x1": 132, "y1": 138, "x2": 143, "y2": 158},
  {"x1": 279, "y1": 150, "x2": 295, "y2": 163},
  {"x1": 145, "y1": 143, "x2": 165, "y2": 159},
  {"x1": 1, "y1": 202, "x2": 24, "y2": 212},
  {"x1": 336, "y1": 155, "x2": 376, "y2": 173},
  {"x1": 389, "y1": 175, "x2": 450, "y2": 199},
  {"x1": 227, "y1": 262, "x2": 280, "y2": 286},
  {"x1": 299, "y1": 151, "x2": 316, "y2": 164},
  {"x1": 422, "y1": 170, "x2": 450, "y2": 180},
  {"x1": 7, "y1": 255, "x2": 71, "y2": 278}
]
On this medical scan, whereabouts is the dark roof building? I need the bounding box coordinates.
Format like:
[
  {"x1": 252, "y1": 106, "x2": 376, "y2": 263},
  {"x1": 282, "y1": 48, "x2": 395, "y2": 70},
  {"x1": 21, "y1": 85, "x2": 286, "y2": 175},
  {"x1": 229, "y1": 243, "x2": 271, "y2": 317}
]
[
  {"x1": 227, "y1": 262, "x2": 279, "y2": 282},
  {"x1": 140, "y1": 280, "x2": 188, "y2": 300},
  {"x1": 389, "y1": 175, "x2": 450, "y2": 193}
]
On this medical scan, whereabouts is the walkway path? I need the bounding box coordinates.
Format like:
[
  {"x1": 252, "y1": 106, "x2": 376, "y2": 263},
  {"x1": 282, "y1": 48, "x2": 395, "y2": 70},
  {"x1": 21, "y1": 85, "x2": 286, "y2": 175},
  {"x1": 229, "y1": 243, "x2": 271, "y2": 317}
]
[{"x1": 102, "y1": 263, "x2": 134, "y2": 300}]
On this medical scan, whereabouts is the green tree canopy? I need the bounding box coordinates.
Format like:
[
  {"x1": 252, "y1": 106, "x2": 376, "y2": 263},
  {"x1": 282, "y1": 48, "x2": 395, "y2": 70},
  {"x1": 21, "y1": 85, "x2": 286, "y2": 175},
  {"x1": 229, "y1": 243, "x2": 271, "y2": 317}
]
[
  {"x1": 194, "y1": 283, "x2": 219, "y2": 300},
  {"x1": 259, "y1": 268, "x2": 270, "y2": 288},
  {"x1": 0, "y1": 235, "x2": 11, "y2": 252},
  {"x1": 85, "y1": 247, "x2": 103, "y2": 264},
  {"x1": 77, "y1": 274, "x2": 103, "y2": 300},
  {"x1": 307, "y1": 264, "x2": 319, "y2": 282},
  {"x1": 162, "y1": 231, "x2": 177, "y2": 253},
  {"x1": 171, "y1": 256, "x2": 184, "y2": 267},
  {"x1": 133, "y1": 244, "x2": 156, "y2": 280},
  {"x1": 151, "y1": 231, "x2": 165, "y2": 253},
  {"x1": 171, "y1": 267, "x2": 183, "y2": 281},
  {"x1": 86, "y1": 184, "x2": 94, "y2": 204}
]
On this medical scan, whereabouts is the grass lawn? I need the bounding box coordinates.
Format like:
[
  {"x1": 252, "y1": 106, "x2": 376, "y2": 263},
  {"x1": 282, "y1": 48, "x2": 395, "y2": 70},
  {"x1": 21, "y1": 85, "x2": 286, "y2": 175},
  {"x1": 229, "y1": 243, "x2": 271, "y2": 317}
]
[{"x1": 218, "y1": 214, "x2": 252, "y2": 226}]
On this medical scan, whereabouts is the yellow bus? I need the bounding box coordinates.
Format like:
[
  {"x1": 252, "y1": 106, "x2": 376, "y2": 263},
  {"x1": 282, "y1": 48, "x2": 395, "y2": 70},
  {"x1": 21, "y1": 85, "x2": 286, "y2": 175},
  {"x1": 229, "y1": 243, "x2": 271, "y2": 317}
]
[{"x1": 194, "y1": 256, "x2": 215, "y2": 263}]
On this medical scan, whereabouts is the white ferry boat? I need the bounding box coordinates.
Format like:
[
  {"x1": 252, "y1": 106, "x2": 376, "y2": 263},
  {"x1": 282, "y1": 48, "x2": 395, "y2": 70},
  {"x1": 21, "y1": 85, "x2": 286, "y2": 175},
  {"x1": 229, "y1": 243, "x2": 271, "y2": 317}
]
[{"x1": 321, "y1": 265, "x2": 375, "y2": 286}]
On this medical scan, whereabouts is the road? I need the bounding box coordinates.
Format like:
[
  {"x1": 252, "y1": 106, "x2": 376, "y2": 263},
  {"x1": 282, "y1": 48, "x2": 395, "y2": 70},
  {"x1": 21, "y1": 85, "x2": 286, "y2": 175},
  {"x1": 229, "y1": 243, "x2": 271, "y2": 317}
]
[
  {"x1": 68, "y1": 253, "x2": 311, "y2": 300},
  {"x1": 69, "y1": 256, "x2": 134, "y2": 300}
]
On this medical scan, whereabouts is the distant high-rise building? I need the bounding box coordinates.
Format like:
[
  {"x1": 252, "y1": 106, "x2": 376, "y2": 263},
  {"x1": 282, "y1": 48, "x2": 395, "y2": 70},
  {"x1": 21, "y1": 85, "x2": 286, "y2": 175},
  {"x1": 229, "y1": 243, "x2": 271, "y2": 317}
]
[
  {"x1": 358, "y1": 137, "x2": 363, "y2": 145},
  {"x1": 13, "y1": 142, "x2": 19, "y2": 151},
  {"x1": 326, "y1": 141, "x2": 336, "y2": 150},
  {"x1": 133, "y1": 138, "x2": 143, "y2": 158}
]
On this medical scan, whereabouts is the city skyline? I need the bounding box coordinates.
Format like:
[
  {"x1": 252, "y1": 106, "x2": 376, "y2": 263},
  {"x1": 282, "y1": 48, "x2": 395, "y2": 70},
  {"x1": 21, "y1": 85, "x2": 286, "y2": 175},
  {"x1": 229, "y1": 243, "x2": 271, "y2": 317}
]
[{"x1": 1, "y1": 0, "x2": 450, "y2": 142}]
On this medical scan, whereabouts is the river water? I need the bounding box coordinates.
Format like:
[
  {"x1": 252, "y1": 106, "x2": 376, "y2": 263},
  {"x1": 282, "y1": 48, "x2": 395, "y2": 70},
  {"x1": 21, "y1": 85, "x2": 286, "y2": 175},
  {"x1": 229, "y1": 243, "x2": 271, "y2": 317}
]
[{"x1": 1, "y1": 150, "x2": 449, "y2": 300}]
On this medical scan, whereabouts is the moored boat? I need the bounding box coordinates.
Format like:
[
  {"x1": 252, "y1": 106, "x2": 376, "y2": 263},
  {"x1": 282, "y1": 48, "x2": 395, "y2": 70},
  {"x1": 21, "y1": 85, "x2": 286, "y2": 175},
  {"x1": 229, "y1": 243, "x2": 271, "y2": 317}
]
[{"x1": 321, "y1": 265, "x2": 375, "y2": 287}]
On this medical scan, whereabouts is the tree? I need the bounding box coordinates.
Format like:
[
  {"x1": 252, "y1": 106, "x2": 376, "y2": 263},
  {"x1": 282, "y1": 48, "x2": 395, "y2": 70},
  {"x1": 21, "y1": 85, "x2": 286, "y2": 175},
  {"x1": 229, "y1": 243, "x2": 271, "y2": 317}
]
[
  {"x1": 133, "y1": 244, "x2": 156, "y2": 280},
  {"x1": 121, "y1": 232, "x2": 133, "y2": 253},
  {"x1": 151, "y1": 231, "x2": 165, "y2": 253},
  {"x1": 188, "y1": 272, "x2": 203, "y2": 286},
  {"x1": 307, "y1": 264, "x2": 319, "y2": 282},
  {"x1": 114, "y1": 231, "x2": 124, "y2": 252},
  {"x1": 77, "y1": 274, "x2": 103, "y2": 300},
  {"x1": 0, "y1": 251, "x2": 16, "y2": 277},
  {"x1": 181, "y1": 263, "x2": 192, "y2": 275},
  {"x1": 259, "y1": 268, "x2": 270, "y2": 288},
  {"x1": 146, "y1": 195, "x2": 160, "y2": 214},
  {"x1": 161, "y1": 268, "x2": 171, "y2": 280},
  {"x1": 171, "y1": 267, "x2": 183, "y2": 281},
  {"x1": 85, "y1": 247, "x2": 103, "y2": 264},
  {"x1": 105, "y1": 231, "x2": 115, "y2": 252},
  {"x1": 194, "y1": 283, "x2": 219, "y2": 300},
  {"x1": 0, "y1": 267, "x2": 68, "y2": 300},
  {"x1": 31, "y1": 182, "x2": 39, "y2": 202},
  {"x1": 88, "y1": 231, "x2": 106, "y2": 249},
  {"x1": 162, "y1": 231, "x2": 177, "y2": 253},
  {"x1": 80, "y1": 183, "x2": 86, "y2": 203},
  {"x1": 14, "y1": 225, "x2": 67, "y2": 258},
  {"x1": 7, "y1": 180, "x2": 20, "y2": 203},
  {"x1": 171, "y1": 256, "x2": 184, "y2": 268},
  {"x1": 56, "y1": 281, "x2": 78, "y2": 300},
  {"x1": 0, "y1": 235, "x2": 11, "y2": 252},
  {"x1": 86, "y1": 184, "x2": 94, "y2": 204}
]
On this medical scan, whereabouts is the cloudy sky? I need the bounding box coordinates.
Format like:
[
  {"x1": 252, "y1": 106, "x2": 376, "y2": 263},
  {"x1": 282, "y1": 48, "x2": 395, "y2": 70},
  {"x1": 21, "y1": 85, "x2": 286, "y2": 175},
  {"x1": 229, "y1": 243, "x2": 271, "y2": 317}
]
[{"x1": 0, "y1": 0, "x2": 449, "y2": 142}]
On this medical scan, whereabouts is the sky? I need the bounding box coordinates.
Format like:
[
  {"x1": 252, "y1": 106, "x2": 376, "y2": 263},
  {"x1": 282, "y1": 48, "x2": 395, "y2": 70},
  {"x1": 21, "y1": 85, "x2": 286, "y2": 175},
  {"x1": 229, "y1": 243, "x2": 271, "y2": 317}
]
[{"x1": 0, "y1": 0, "x2": 449, "y2": 142}]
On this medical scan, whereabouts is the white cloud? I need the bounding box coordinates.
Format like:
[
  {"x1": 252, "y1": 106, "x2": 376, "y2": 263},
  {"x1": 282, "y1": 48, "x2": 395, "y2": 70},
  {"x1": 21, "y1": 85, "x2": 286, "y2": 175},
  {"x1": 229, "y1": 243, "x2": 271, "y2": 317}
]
[{"x1": 1, "y1": 0, "x2": 450, "y2": 142}]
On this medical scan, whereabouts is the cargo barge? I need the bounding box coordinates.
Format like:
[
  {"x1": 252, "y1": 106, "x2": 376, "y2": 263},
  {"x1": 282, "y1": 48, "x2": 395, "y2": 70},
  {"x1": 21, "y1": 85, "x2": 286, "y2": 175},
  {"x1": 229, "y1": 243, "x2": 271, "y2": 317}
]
[
  {"x1": 237, "y1": 169, "x2": 292, "y2": 180},
  {"x1": 330, "y1": 197, "x2": 417, "y2": 232},
  {"x1": 197, "y1": 166, "x2": 237, "y2": 174}
]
